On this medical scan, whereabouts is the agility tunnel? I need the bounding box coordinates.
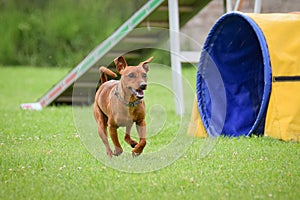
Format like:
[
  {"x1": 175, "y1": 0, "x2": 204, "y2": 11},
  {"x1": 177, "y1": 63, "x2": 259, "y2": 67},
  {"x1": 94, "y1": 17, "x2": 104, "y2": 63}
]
[{"x1": 189, "y1": 12, "x2": 300, "y2": 141}]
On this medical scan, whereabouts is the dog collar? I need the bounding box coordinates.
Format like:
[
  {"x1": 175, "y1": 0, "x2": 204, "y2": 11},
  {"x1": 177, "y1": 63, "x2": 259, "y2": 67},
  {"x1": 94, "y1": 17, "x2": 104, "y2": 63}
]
[{"x1": 114, "y1": 86, "x2": 142, "y2": 107}]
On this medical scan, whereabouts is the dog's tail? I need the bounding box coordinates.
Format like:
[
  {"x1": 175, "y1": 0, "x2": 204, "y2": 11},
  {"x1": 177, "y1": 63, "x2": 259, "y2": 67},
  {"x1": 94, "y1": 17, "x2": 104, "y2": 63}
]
[
  {"x1": 96, "y1": 67, "x2": 118, "y2": 92},
  {"x1": 99, "y1": 67, "x2": 117, "y2": 83}
]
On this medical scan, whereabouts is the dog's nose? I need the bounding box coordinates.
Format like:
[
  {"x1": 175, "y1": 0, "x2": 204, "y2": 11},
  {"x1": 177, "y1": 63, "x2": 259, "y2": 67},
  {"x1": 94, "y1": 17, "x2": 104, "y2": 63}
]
[{"x1": 139, "y1": 83, "x2": 147, "y2": 90}]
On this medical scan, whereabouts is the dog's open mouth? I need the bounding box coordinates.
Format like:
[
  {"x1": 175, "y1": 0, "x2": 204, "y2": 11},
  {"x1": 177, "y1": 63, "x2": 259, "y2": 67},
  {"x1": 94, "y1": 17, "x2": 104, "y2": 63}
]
[{"x1": 129, "y1": 87, "x2": 145, "y2": 99}]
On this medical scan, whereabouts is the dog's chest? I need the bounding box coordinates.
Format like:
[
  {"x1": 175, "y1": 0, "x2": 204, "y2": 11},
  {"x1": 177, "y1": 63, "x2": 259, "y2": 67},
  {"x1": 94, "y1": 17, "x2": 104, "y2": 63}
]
[{"x1": 113, "y1": 106, "x2": 144, "y2": 127}]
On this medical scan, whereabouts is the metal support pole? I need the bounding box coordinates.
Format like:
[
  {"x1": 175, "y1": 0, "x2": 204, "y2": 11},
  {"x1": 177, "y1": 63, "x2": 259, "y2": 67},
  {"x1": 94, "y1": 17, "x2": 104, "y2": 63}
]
[
  {"x1": 254, "y1": 0, "x2": 262, "y2": 13},
  {"x1": 226, "y1": 0, "x2": 232, "y2": 12},
  {"x1": 233, "y1": 0, "x2": 241, "y2": 11},
  {"x1": 168, "y1": 0, "x2": 184, "y2": 115}
]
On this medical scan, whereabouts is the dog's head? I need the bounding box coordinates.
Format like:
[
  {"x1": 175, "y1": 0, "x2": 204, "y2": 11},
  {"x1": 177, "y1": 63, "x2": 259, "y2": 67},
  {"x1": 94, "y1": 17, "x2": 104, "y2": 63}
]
[{"x1": 114, "y1": 56, "x2": 153, "y2": 99}]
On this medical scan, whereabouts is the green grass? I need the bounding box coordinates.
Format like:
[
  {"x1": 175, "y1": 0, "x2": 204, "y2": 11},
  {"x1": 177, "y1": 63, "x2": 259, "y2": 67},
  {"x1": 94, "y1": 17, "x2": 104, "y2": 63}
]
[{"x1": 0, "y1": 66, "x2": 300, "y2": 200}]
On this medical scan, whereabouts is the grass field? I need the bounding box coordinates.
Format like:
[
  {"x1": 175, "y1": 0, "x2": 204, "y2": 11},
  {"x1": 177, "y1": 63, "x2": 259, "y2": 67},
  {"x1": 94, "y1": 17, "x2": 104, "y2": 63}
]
[{"x1": 0, "y1": 66, "x2": 299, "y2": 200}]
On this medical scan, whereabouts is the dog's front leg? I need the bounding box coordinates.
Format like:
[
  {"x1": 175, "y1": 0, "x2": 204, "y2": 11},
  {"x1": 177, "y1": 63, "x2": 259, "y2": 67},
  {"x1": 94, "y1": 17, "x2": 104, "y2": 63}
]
[
  {"x1": 124, "y1": 125, "x2": 138, "y2": 148},
  {"x1": 132, "y1": 120, "x2": 146, "y2": 157},
  {"x1": 109, "y1": 126, "x2": 123, "y2": 156}
]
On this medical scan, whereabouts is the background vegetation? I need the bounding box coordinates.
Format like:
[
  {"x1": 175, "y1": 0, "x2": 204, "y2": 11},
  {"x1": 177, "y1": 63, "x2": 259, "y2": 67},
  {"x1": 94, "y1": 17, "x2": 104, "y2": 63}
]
[{"x1": 0, "y1": 0, "x2": 147, "y2": 67}]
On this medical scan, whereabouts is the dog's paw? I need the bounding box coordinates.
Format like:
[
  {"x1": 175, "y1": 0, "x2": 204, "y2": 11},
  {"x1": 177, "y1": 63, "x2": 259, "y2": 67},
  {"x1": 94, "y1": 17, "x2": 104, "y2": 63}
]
[
  {"x1": 113, "y1": 151, "x2": 123, "y2": 156},
  {"x1": 132, "y1": 152, "x2": 141, "y2": 157},
  {"x1": 131, "y1": 139, "x2": 146, "y2": 157},
  {"x1": 113, "y1": 148, "x2": 123, "y2": 156},
  {"x1": 106, "y1": 149, "x2": 113, "y2": 158},
  {"x1": 131, "y1": 146, "x2": 143, "y2": 157}
]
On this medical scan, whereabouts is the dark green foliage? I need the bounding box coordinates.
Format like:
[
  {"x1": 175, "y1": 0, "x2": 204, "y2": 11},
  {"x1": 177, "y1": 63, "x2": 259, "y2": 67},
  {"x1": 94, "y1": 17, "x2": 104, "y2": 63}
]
[{"x1": 0, "y1": 0, "x2": 147, "y2": 67}]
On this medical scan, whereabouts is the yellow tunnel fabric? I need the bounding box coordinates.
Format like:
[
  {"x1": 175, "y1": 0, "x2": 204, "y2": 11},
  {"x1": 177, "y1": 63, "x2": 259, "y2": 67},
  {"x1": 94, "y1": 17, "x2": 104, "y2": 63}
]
[
  {"x1": 188, "y1": 96, "x2": 207, "y2": 138},
  {"x1": 247, "y1": 13, "x2": 300, "y2": 141}
]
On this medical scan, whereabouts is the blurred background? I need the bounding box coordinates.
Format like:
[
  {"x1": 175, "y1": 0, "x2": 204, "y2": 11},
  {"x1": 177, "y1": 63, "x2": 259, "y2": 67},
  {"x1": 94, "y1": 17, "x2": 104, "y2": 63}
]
[
  {"x1": 0, "y1": 0, "x2": 148, "y2": 67},
  {"x1": 0, "y1": 0, "x2": 299, "y2": 68}
]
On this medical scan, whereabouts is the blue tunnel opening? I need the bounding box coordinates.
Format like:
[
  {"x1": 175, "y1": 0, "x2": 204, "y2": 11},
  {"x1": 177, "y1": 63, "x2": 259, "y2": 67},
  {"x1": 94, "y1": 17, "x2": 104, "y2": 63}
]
[{"x1": 196, "y1": 12, "x2": 272, "y2": 137}]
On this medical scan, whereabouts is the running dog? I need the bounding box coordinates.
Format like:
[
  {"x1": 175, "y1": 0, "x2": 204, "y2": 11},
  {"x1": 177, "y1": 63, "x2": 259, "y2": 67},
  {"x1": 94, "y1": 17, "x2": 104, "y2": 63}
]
[{"x1": 94, "y1": 56, "x2": 153, "y2": 157}]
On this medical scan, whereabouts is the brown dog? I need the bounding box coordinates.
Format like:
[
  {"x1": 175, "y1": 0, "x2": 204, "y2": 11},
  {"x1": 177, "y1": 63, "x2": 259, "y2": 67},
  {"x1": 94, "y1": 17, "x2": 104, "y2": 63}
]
[{"x1": 94, "y1": 56, "x2": 153, "y2": 158}]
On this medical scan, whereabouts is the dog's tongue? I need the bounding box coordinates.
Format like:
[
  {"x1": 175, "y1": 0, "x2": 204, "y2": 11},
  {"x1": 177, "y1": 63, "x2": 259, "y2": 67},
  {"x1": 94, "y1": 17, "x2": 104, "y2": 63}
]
[{"x1": 136, "y1": 90, "x2": 144, "y2": 98}]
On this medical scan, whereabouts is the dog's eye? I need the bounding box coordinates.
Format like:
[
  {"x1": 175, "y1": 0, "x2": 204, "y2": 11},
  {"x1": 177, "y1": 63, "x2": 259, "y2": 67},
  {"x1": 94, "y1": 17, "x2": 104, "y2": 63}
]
[
  {"x1": 128, "y1": 73, "x2": 135, "y2": 78},
  {"x1": 142, "y1": 73, "x2": 147, "y2": 78}
]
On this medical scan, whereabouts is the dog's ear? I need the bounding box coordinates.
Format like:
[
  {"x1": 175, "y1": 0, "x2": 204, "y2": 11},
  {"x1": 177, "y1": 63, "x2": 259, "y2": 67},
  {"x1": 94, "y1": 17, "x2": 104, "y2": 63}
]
[
  {"x1": 139, "y1": 56, "x2": 153, "y2": 72},
  {"x1": 114, "y1": 56, "x2": 128, "y2": 73}
]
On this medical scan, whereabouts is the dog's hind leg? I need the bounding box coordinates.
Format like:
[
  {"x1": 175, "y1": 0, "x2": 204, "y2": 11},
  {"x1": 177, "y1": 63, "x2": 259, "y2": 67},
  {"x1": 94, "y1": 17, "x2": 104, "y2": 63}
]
[
  {"x1": 124, "y1": 125, "x2": 138, "y2": 148},
  {"x1": 108, "y1": 126, "x2": 123, "y2": 156},
  {"x1": 98, "y1": 125, "x2": 113, "y2": 158},
  {"x1": 94, "y1": 105, "x2": 113, "y2": 158}
]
